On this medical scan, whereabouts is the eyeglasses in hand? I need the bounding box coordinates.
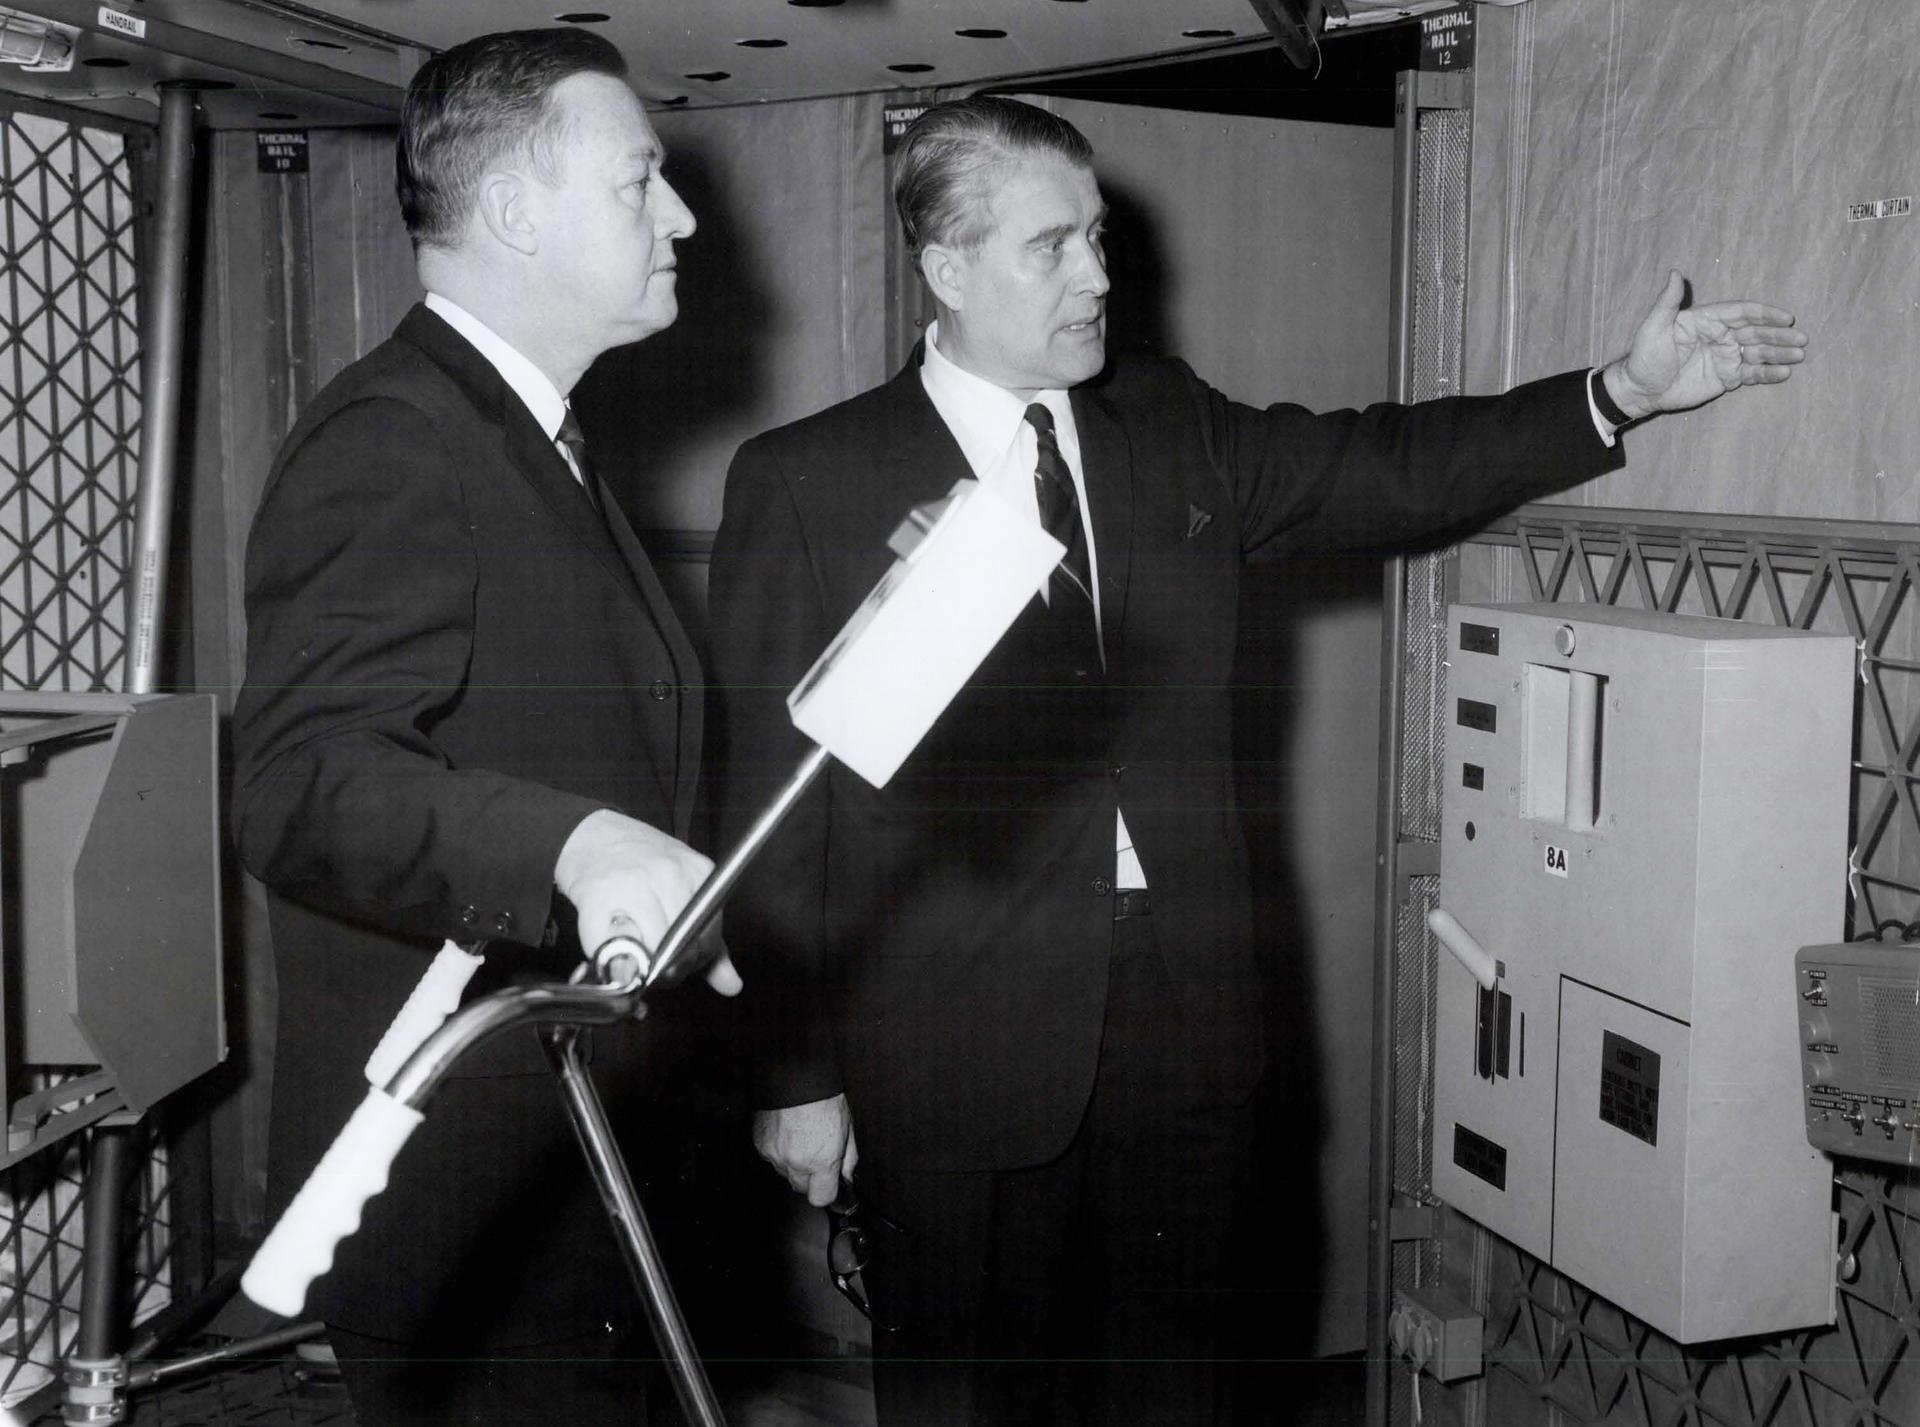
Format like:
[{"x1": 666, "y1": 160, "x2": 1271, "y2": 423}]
[{"x1": 825, "y1": 1181, "x2": 902, "y2": 1334}]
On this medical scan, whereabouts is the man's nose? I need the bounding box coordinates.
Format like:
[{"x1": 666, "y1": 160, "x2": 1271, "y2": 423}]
[
  {"x1": 657, "y1": 176, "x2": 696, "y2": 241},
  {"x1": 1077, "y1": 243, "x2": 1110, "y2": 297}
]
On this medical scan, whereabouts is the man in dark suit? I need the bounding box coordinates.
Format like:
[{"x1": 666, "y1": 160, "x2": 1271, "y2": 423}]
[
  {"x1": 232, "y1": 29, "x2": 736, "y2": 1425},
  {"x1": 707, "y1": 96, "x2": 1807, "y2": 1425}
]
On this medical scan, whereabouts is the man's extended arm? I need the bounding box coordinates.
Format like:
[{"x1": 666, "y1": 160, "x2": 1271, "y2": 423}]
[{"x1": 1193, "y1": 271, "x2": 1805, "y2": 556}]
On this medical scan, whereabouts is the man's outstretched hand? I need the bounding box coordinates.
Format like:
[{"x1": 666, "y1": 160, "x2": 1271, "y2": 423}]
[{"x1": 1602, "y1": 269, "x2": 1809, "y2": 422}]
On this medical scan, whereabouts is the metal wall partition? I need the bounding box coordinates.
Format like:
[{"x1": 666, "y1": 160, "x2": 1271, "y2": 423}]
[
  {"x1": 1401, "y1": 506, "x2": 1920, "y2": 1427},
  {"x1": 1370, "y1": 66, "x2": 1472, "y2": 1427},
  {"x1": 0, "y1": 97, "x2": 178, "y2": 1408}
]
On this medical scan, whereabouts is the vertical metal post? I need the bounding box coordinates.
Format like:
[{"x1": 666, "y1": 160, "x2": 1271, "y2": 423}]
[
  {"x1": 1365, "y1": 68, "x2": 1421, "y2": 1427},
  {"x1": 125, "y1": 83, "x2": 197, "y2": 696},
  {"x1": 64, "y1": 1126, "x2": 134, "y2": 1424},
  {"x1": 71, "y1": 78, "x2": 199, "y2": 1425}
]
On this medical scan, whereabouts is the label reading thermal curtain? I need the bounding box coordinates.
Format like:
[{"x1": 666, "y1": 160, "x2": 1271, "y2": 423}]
[
  {"x1": 1847, "y1": 197, "x2": 1912, "y2": 223},
  {"x1": 1599, "y1": 1031, "x2": 1660, "y2": 1146}
]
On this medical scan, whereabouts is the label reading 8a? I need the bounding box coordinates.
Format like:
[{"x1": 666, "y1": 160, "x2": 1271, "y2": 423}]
[{"x1": 1544, "y1": 844, "x2": 1569, "y2": 878}]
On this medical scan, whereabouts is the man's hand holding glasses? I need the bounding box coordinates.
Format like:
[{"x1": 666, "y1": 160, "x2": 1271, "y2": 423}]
[{"x1": 825, "y1": 1180, "x2": 902, "y2": 1335}]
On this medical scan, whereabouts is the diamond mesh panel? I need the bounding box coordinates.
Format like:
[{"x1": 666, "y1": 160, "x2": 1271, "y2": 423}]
[
  {"x1": 1421, "y1": 509, "x2": 1920, "y2": 1427},
  {"x1": 1409, "y1": 109, "x2": 1471, "y2": 406},
  {"x1": 0, "y1": 99, "x2": 172, "y2": 1405},
  {"x1": 0, "y1": 1129, "x2": 170, "y2": 1407},
  {"x1": 1386, "y1": 99, "x2": 1473, "y2": 1427},
  {"x1": 1393, "y1": 877, "x2": 1443, "y2": 1226},
  {"x1": 0, "y1": 109, "x2": 142, "y2": 693},
  {"x1": 1399, "y1": 106, "x2": 1471, "y2": 845}
]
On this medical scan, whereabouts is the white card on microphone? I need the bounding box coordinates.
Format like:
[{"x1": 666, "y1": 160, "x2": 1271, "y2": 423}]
[{"x1": 788, "y1": 479, "x2": 1062, "y2": 788}]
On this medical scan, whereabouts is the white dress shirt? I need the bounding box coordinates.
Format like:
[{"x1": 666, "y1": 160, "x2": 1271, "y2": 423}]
[
  {"x1": 424, "y1": 291, "x2": 588, "y2": 485},
  {"x1": 919, "y1": 322, "x2": 1146, "y2": 890}
]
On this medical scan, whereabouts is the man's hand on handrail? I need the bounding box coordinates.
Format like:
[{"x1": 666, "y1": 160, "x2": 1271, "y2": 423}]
[{"x1": 555, "y1": 809, "x2": 743, "y2": 995}]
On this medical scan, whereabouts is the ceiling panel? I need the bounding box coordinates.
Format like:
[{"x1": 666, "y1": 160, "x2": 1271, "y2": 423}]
[
  {"x1": 296, "y1": 0, "x2": 1265, "y2": 108},
  {"x1": 0, "y1": 0, "x2": 1281, "y2": 128}
]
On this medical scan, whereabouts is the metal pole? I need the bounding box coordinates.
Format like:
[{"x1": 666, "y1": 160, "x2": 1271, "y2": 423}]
[
  {"x1": 1365, "y1": 68, "x2": 1421, "y2": 1427},
  {"x1": 644, "y1": 742, "x2": 831, "y2": 987},
  {"x1": 69, "y1": 83, "x2": 197, "y2": 1425},
  {"x1": 65, "y1": 1124, "x2": 135, "y2": 1424},
  {"x1": 125, "y1": 83, "x2": 197, "y2": 696},
  {"x1": 388, "y1": 744, "x2": 834, "y2": 1107},
  {"x1": 125, "y1": 1321, "x2": 326, "y2": 1392},
  {"x1": 75, "y1": 1128, "x2": 133, "y2": 1361},
  {"x1": 542, "y1": 1029, "x2": 728, "y2": 1427}
]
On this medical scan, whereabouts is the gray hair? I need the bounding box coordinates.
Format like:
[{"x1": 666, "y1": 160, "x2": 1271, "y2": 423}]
[{"x1": 893, "y1": 96, "x2": 1095, "y2": 260}]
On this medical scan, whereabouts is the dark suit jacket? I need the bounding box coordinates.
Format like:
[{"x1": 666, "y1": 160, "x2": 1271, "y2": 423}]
[
  {"x1": 707, "y1": 354, "x2": 1621, "y2": 1173},
  {"x1": 232, "y1": 305, "x2": 702, "y2": 1344}
]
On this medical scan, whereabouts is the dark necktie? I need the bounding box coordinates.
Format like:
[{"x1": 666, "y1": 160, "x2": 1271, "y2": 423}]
[
  {"x1": 556, "y1": 407, "x2": 604, "y2": 515},
  {"x1": 1024, "y1": 403, "x2": 1094, "y2": 608}
]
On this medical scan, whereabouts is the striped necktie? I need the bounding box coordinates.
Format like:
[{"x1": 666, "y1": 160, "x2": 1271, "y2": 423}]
[
  {"x1": 556, "y1": 407, "x2": 604, "y2": 514},
  {"x1": 1024, "y1": 403, "x2": 1093, "y2": 608}
]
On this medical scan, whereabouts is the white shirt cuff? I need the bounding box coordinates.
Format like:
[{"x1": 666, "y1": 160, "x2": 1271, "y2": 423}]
[{"x1": 1586, "y1": 367, "x2": 1620, "y2": 449}]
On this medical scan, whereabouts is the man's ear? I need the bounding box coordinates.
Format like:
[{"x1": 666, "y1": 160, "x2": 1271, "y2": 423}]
[
  {"x1": 476, "y1": 171, "x2": 538, "y2": 256},
  {"x1": 919, "y1": 243, "x2": 967, "y2": 312}
]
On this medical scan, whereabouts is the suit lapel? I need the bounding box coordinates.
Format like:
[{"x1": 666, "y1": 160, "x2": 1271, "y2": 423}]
[
  {"x1": 879, "y1": 355, "x2": 978, "y2": 525},
  {"x1": 400, "y1": 306, "x2": 650, "y2": 613},
  {"x1": 874, "y1": 354, "x2": 1135, "y2": 666},
  {"x1": 598, "y1": 492, "x2": 704, "y2": 831},
  {"x1": 1073, "y1": 384, "x2": 1134, "y2": 667},
  {"x1": 398, "y1": 306, "x2": 698, "y2": 826}
]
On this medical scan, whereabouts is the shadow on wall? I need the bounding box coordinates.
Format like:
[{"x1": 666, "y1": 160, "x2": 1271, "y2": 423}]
[
  {"x1": 1096, "y1": 178, "x2": 1172, "y2": 366},
  {"x1": 572, "y1": 144, "x2": 778, "y2": 531},
  {"x1": 1101, "y1": 168, "x2": 1355, "y2": 1367}
]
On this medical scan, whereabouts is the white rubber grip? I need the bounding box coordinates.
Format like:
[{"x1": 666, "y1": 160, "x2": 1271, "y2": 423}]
[
  {"x1": 362, "y1": 942, "x2": 485, "y2": 1089},
  {"x1": 240, "y1": 1088, "x2": 424, "y2": 1317},
  {"x1": 1427, "y1": 907, "x2": 1499, "y2": 991}
]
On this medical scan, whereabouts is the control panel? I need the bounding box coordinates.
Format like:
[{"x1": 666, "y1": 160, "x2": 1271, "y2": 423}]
[
  {"x1": 1798, "y1": 938, "x2": 1920, "y2": 1164},
  {"x1": 1432, "y1": 603, "x2": 1851, "y2": 1343}
]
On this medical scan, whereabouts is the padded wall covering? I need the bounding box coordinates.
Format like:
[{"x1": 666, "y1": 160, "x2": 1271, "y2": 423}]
[
  {"x1": 1465, "y1": 0, "x2": 1920, "y2": 521},
  {"x1": 574, "y1": 92, "x2": 890, "y2": 536},
  {"x1": 1043, "y1": 96, "x2": 1395, "y2": 1358}
]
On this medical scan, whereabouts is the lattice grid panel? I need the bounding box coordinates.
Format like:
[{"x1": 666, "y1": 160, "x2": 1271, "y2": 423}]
[
  {"x1": 0, "y1": 99, "x2": 172, "y2": 1408},
  {"x1": 0, "y1": 108, "x2": 142, "y2": 693},
  {"x1": 1387, "y1": 95, "x2": 1473, "y2": 1427},
  {"x1": 0, "y1": 1130, "x2": 171, "y2": 1408},
  {"x1": 1432, "y1": 507, "x2": 1920, "y2": 1427}
]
